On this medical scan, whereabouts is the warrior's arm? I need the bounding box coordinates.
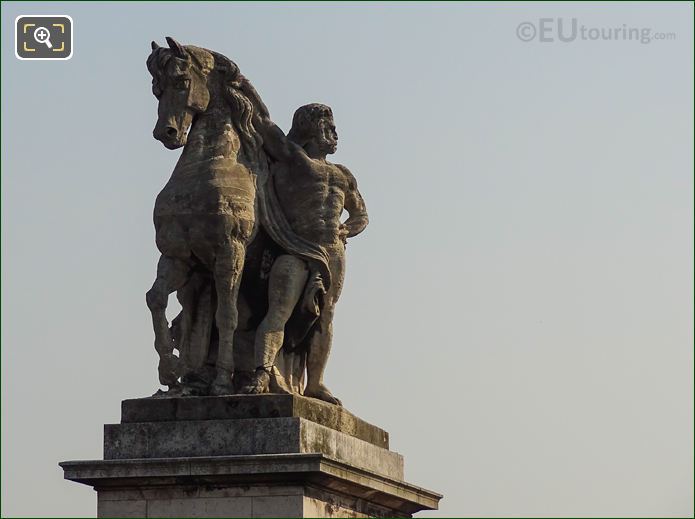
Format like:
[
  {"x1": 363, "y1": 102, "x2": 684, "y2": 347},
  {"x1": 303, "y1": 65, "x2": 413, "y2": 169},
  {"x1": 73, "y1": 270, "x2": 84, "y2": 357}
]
[
  {"x1": 253, "y1": 115, "x2": 298, "y2": 163},
  {"x1": 337, "y1": 165, "x2": 369, "y2": 238},
  {"x1": 239, "y1": 78, "x2": 302, "y2": 163}
]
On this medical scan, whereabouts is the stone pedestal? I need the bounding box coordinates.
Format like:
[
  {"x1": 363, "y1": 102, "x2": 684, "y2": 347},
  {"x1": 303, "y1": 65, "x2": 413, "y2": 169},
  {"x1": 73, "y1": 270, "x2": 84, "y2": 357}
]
[{"x1": 60, "y1": 394, "x2": 441, "y2": 517}]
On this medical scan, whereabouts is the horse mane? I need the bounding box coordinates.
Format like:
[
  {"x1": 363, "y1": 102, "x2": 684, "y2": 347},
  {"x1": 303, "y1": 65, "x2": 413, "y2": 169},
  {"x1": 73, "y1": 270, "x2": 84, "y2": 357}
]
[{"x1": 204, "y1": 48, "x2": 267, "y2": 169}]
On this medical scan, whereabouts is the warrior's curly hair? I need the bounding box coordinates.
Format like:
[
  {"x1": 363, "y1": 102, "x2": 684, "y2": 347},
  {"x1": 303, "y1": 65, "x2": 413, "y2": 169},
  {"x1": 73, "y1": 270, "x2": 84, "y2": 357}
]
[{"x1": 287, "y1": 103, "x2": 333, "y2": 147}]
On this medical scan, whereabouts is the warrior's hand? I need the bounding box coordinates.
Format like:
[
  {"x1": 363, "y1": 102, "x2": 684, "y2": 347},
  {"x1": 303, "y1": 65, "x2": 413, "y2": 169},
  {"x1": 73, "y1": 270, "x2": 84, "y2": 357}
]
[{"x1": 338, "y1": 224, "x2": 349, "y2": 244}]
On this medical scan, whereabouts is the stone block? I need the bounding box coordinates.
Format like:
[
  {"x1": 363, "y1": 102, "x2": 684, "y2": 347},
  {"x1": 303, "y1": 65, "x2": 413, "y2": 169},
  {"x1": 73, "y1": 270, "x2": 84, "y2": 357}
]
[
  {"x1": 97, "y1": 498, "x2": 146, "y2": 518},
  {"x1": 61, "y1": 454, "x2": 441, "y2": 517},
  {"x1": 146, "y1": 497, "x2": 254, "y2": 518},
  {"x1": 104, "y1": 417, "x2": 404, "y2": 480},
  {"x1": 120, "y1": 394, "x2": 389, "y2": 448},
  {"x1": 251, "y1": 495, "x2": 304, "y2": 518}
]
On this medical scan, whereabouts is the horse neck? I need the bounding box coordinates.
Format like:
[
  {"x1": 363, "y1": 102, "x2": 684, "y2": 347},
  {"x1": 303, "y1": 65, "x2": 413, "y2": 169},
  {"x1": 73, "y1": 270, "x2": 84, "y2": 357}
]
[{"x1": 175, "y1": 101, "x2": 240, "y2": 171}]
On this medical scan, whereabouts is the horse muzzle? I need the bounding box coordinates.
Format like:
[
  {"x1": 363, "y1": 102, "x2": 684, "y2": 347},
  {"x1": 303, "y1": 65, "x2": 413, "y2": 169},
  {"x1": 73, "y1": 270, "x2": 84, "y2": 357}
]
[{"x1": 153, "y1": 125, "x2": 187, "y2": 149}]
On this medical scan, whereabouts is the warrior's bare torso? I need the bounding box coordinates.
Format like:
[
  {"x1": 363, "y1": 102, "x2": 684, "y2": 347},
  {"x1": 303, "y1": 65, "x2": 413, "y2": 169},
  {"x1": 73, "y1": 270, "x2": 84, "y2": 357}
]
[{"x1": 274, "y1": 157, "x2": 350, "y2": 246}]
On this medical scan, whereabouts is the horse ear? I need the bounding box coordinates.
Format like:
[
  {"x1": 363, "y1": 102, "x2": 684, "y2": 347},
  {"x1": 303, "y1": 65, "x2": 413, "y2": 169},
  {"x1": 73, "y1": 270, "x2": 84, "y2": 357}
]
[
  {"x1": 151, "y1": 41, "x2": 160, "y2": 51},
  {"x1": 166, "y1": 36, "x2": 186, "y2": 58}
]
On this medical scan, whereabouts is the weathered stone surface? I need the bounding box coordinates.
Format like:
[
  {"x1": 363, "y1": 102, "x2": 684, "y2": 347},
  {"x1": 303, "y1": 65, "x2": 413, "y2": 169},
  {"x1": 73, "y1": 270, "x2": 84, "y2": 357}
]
[
  {"x1": 121, "y1": 394, "x2": 389, "y2": 448},
  {"x1": 104, "y1": 417, "x2": 403, "y2": 480},
  {"x1": 97, "y1": 498, "x2": 146, "y2": 518},
  {"x1": 146, "y1": 495, "x2": 257, "y2": 518},
  {"x1": 60, "y1": 453, "x2": 442, "y2": 517}
]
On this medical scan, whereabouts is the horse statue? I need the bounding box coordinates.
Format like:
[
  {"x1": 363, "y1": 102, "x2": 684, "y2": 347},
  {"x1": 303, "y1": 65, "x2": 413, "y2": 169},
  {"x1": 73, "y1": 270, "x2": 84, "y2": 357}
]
[{"x1": 145, "y1": 37, "x2": 270, "y2": 396}]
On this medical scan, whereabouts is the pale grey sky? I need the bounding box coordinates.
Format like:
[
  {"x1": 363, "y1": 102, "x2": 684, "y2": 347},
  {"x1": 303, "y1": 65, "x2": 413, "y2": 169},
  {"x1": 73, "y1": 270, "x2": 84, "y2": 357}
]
[{"x1": 1, "y1": 2, "x2": 693, "y2": 517}]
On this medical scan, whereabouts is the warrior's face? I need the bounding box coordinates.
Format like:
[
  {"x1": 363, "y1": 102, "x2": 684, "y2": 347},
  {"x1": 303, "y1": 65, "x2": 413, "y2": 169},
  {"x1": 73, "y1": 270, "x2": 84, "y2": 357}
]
[{"x1": 314, "y1": 116, "x2": 338, "y2": 155}]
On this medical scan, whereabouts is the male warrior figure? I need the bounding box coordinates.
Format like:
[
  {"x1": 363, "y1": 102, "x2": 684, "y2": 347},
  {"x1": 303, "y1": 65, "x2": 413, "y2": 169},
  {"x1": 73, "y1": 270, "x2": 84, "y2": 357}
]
[{"x1": 242, "y1": 103, "x2": 368, "y2": 405}]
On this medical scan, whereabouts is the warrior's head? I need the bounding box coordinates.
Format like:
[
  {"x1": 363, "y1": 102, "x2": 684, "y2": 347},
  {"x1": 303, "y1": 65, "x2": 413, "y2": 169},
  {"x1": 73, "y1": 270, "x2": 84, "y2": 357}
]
[{"x1": 287, "y1": 103, "x2": 337, "y2": 155}]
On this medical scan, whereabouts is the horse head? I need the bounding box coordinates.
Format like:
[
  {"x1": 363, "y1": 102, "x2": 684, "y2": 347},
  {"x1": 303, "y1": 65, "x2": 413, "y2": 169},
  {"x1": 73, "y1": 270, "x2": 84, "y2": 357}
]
[
  {"x1": 146, "y1": 37, "x2": 216, "y2": 149},
  {"x1": 147, "y1": 37, "x2": 266, "y2": 170}
]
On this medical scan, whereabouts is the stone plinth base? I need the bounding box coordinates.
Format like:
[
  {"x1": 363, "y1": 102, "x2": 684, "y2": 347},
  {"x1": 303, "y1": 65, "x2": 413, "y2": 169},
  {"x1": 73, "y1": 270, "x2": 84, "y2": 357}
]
[
  {"x1": 61, "y1": 453, "x2": 440, "y2": 517},
  {"x1": 60, "y1": 395, "x2": 442, "y2": 517}
]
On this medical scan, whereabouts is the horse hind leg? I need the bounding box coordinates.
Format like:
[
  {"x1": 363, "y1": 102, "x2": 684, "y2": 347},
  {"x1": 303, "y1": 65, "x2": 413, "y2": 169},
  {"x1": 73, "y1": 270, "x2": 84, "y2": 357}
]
[
  {"x1": 146, "y1": 255, "x2": 191, "y2": 387},
  {"x1": 210, "y1": 239, "x2": 246, "y2": 396}
]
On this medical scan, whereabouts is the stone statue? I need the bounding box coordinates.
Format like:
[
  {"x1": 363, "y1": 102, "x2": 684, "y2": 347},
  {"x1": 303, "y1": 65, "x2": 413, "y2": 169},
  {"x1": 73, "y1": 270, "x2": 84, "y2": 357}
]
[{"x1": 145, "y1": 38, "x2": 368, "y2": 405}]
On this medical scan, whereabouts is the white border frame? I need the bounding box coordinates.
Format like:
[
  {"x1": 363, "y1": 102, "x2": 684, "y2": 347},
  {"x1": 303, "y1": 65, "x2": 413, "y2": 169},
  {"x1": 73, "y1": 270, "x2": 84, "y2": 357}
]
[{"x1": 15, "y1": 15, "x2": 74, "y2": 61}]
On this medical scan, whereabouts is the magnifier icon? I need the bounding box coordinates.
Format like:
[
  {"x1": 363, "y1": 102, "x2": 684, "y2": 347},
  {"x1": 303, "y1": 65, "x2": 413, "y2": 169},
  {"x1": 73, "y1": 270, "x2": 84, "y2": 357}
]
[{"x1": 33, "y1": 26, "x2": 53, "y2": 49}]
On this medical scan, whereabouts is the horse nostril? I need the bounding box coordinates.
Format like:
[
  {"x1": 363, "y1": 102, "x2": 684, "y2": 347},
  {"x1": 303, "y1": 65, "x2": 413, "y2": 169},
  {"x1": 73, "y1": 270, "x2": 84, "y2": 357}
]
[{"x1": 165, "y1": 127, "x2": 177, "y2": 138}]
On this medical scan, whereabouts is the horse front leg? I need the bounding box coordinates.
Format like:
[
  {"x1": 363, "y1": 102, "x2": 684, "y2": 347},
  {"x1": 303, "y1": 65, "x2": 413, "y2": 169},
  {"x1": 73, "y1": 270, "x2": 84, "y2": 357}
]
[
  {"x1": 146, "y1": 255, "x2": 191, "y2": 387},
  {"x1": 210, "y1": 239, "x2": 246, "y2": 395}
]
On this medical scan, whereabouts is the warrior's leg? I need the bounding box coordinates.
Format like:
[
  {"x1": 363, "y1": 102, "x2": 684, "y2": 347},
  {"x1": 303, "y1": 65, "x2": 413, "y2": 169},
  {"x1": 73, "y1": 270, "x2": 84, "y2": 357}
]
[
  {"x1": 146, "y1": 255, "x2": 191, "y2": 386},
  {"x1": 305, "y1": 246, "x2": 345, "y2": 406},
  {"x1": 240, "y1": 255, "x2": 308, "y2": 394},
  {"x1": 210, "y1": 239, "x2": 246, "y2": 396}
]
